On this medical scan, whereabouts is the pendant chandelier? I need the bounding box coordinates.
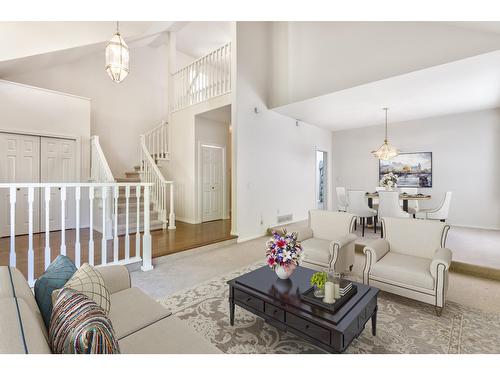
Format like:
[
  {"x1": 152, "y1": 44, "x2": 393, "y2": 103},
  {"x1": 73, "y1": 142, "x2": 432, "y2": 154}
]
[
  {"x1": 371, "y1": 107, "x2": 399, "y2": 160},
  {"x1": 105, "y1": 21, "x2": 129, "y2": 83}
]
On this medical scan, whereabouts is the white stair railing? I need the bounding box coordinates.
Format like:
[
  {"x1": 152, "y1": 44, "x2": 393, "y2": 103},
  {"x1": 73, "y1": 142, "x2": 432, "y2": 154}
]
[
  {"x1": 0, "y1": 182, "x2": 154, "y2": 287},
  {"x1": 143, "y1": 121, "x2": 170, "y2": 161},
  {"x1": 172, "y1": 42, "x2": 231, "y2": 111},
  {"x1": 140, "y1": 127, "x2": 175, "y2": 230},
  {"x1": 90, "y1": 136, "x2": 115, "y2": 182}
]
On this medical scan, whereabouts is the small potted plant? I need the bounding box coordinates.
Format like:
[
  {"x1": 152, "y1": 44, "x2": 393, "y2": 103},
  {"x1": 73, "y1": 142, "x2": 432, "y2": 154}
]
[
  {"x1": 310, "y1": 271, "x2": 327, "y2": 298},
  {"x1": 380, "y1": 172, "x2": 398, "y2": 191}
]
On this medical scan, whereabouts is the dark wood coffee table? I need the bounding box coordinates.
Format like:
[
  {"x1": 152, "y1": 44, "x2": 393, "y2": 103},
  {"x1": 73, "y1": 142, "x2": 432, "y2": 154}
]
[{"x1": 227, "y1": 266, "x2": 379, "y2": 353}]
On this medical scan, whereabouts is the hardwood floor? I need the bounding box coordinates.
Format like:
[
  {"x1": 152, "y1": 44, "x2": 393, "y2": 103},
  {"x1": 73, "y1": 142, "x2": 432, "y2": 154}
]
[{"x1": 0, "y1": 219, "x2": 235, "y2": 280}]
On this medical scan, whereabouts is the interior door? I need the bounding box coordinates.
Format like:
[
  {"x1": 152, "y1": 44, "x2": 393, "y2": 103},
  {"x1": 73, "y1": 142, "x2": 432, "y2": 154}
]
[
  {"x1": 0, "y1": 133, "x2": 40, "y2": 237},
  {"x1": 40, "y1": 137, "x2": 76, "y2": 231},
  {"x1": 201, "y1": 145, "x2": 223, "y2": 222}
]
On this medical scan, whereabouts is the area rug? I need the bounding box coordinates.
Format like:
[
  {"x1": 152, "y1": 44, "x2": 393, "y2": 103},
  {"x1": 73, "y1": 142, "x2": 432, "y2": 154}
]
[{"x1": 158, "y1": 263, "x2": 500, "y2": 354}]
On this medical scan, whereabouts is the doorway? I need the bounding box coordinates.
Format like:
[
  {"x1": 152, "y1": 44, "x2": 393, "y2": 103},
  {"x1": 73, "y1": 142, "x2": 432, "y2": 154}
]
[
  {"x1": 316, "y1": 150, "x2": 328, "y2": 210},
  {"x1": 0, "y1": 132, "x2": 77, "y2": 237}
]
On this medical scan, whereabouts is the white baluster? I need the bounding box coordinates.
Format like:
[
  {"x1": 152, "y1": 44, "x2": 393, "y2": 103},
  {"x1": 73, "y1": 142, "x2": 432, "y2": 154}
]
[
  {"x1": 135, "y1": 185, "x2": 141, "y2": 258},
  {"x1": 168, "y1": 183, "x2": 176, "y2": 230},
  {"x1": 9, "y1": 187, "x2": 16, "y2": 267},
  {"x1": 101, "y1": 186, "x2": 107, "y2": 265},
  {"x1": 141, "y1": 185, "x2": 153, "y2": 271},
  {"x1": 44, "y1": 187, "x2": 51, "y2": 270},
  {"x1": 27, "y1": 187, "x2": 34, "y2": 285},
  {"x1": 88, "y1": 187, "x2": 95, "y2": 266},
  {"x1": 60, "y1": 186, "x2": 66, "y2": 256},
  {"x1": 75, "y1": 186, "x2": 81, "y2": 268},
  {"x1": 125, "y1": 185, "x2": 130, "y2": 260},
  {"x1": 113, "y1": 185, "x2": 119, "y2": 263}
]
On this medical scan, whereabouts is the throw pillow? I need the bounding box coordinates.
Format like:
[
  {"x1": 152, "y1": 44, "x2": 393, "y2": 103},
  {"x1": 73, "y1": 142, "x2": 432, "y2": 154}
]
[
  {"x1": 62, "y1": 263, "x2": 111, "y2": 314},
  {"x1": 49, "y1": 288, "x2": 120, "y2": 354},
  {"x1": 34, "y1": 255, "x2": 77, "y2": 328}
]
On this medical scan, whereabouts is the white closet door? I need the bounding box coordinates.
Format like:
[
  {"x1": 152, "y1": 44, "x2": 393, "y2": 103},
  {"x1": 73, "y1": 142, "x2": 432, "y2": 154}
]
[
  {"x1": 202, "y1": 145, "x2": 223, "y2": 222},
  {"x1": 40, "y1": 137, "x2": 76, "y2": 231},
  {"x1": 0, "y1": 133, "x2": 40, "y2": 237}
]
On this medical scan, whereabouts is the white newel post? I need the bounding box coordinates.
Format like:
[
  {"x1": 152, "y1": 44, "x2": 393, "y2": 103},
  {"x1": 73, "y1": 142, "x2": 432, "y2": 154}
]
[
  {"x1": 9, "y1": 187, "x2": 16, "y2": 267},
  {"x1": 168, "y1": 183, "x2": 176, "y2": 230},
  {"x1": 141, "y1": 185, "x2": 153, "y2": 271},
  {"x1": 75, "y1": 186, "x2": 81, "y2": 268},
  {"x1": 44, "y1": 187, "x2": 51, "y2": 270},
  {"x1": 88, "y1": 186, "x2": 95, "y2": 266},
  {"x1": 113, "y1": 185, "x2": 119, "y2": 263},
  {"x1": 60, "y1": 186, "x2": 66, "y2": 256},
  {"x1": 27, "y1": 187, "x2": 34, "y2": 286},
  {"x1": 101, "y1": 186, "x2": 108, "y2": 265}
]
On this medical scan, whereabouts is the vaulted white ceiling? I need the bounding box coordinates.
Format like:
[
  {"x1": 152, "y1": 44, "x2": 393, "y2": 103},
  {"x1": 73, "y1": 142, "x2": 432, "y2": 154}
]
[{"x1": 273, "y1": 50, "x2": 500, "y2": 131}]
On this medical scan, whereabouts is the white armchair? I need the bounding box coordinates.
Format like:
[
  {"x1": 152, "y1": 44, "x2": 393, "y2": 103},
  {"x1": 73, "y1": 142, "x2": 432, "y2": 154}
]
[
  {"x1": 300, "y1": 210, "x2": 358, "y2": 273},
  {"x1": 362, "y1": 217, "x2": 452, "y2": 316}
]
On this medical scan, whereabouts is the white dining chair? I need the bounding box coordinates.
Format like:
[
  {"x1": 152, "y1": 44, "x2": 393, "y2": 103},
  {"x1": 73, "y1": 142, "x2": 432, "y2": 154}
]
[
  {"x1": 399, "y1": 187, "x2": 419, "y2": 217},
  {"x1": 347, "y1": 190, "x2": 378, "y2": 236},
  {"x1": 378, "y1": 191, "x2": 410, "y2": 238},
  {"x1": 415, "y1": 192, "x2": 453, "y2": 222},
  {"x1": 336, "y1": 187, "x2": 348, "y2": 212},
  {"x1": 375, "y1": 187, "x2": 386, "y2": 192}
]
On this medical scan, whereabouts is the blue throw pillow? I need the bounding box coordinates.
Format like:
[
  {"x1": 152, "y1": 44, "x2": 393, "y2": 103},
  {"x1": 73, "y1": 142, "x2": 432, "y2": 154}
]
[{"x1": 34, "y1": 255, "x2": 77, "y2": 328}]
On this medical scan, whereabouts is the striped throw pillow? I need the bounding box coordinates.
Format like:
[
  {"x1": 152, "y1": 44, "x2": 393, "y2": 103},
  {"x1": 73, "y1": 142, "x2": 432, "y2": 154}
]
[{"x1": 49, "y1": 288, "x2": 120, "y2": 354}]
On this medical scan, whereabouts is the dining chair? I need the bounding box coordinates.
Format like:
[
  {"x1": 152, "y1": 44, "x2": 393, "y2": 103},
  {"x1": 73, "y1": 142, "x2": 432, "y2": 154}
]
[
  {"x1": 336, "y1": 187, "x2": 348, "y2": 212},
  {"x1": 347, "y1": 190, "x2": 378, "y2": 236},
  {"x1": 375, "y1": 187, "x2": 386, "y2": 192},
  {"x1": 399, "y1": 187, "x2": 419, "y2": 217},
  {"x1": 378, "y1": 191, "x2": 410, "y2": 237},
  {"x1": 415, "y1": 192, "x2": 453, "y2": 222}
]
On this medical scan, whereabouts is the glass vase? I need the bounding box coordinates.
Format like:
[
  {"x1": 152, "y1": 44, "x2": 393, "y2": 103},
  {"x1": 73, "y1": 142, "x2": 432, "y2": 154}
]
[{"x1": 313, "y1": 285, "x2": 325, "y2": 298}]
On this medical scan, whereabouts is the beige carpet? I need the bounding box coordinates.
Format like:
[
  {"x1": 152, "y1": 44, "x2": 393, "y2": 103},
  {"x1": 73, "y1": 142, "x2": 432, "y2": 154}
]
[{"x1": 158, "y1": 262, "x2": 500, "y2": 354}]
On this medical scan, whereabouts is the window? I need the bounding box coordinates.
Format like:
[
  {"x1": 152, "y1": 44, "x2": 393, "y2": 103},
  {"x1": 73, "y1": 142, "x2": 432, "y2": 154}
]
[{"x1": 316, "y1": 150, "x2": 327, "y2": 210}]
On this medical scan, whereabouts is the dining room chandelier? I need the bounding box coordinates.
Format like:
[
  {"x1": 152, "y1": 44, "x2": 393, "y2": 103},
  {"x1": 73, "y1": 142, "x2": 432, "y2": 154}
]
[
  {"x1": 371, "y1": 107, "x2": 399, "y2": 160},
  {"x1": 105, "y1": 21, "x2": 129, "y2": 83}
]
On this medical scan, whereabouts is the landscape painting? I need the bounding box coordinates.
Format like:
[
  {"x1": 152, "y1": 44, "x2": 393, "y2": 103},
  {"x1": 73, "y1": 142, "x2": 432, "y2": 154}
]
[{"x1": 379, "y1": 152, "x2": 432, "y2": 187}]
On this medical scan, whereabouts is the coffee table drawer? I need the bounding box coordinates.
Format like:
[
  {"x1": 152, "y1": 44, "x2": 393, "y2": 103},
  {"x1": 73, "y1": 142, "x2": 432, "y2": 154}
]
[
  {"x1": 234, "y1": 289, "x2": 264, "y2": 313},
  {"x1": 264, "y1": 303, "x2": 285, "y2": 322},
  {"x1": 287, "y1": 313, "x2": 330, "y2": 345}
]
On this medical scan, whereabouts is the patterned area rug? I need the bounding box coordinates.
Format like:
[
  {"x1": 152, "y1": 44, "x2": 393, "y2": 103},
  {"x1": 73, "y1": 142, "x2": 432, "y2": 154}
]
[{"x1": 158, "y1": 263, "x2": 500, "y2": 354}]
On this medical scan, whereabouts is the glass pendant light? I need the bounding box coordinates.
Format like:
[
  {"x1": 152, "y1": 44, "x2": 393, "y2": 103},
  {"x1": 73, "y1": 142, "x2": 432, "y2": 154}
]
[
  {"x1": 105, "y1": 21, "x2": 129, "y2": 83},
  {"x1": 371, "y1": 107, "x2": 399, "y2": 160}
]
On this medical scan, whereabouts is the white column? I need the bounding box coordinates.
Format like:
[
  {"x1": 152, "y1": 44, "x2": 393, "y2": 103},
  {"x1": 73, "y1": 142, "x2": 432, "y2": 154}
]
[
  {"x1": 125, "y1": 185, "x2": 130, "y2": 260},
  {"x1": 113, "y1": 185, "x2": 119, "y2": 263},
  {"x1": 101, "y1": 186, "x2": 108, "y2": 265},
  {"x1": 168, "y1": 183, "x2": 176, "y2": 230},
  {"x1": 135, "y1": 185, "x2": 141, "y2": 258}
]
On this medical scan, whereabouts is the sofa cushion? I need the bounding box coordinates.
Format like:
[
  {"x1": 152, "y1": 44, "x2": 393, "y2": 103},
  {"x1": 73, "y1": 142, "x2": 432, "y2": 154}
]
[
  {"x1": 370, "y1": 252, "x2": 435, "y2": 290},
  {"x1": 302, "y1": 238, "x2": 332, "y2": 266},
  {"x1": 62, "y1": 263, "x2": 111, "y2": 314},
  {"x1": 0, "y1": 298, "x2": 51, "y2": 354},
  {"x1": 34, "y1": 255, "x2": 77, "y2": 328},
  {"x1": 50, "y1": 288, "x2": 120, "y2": 354},
  {"x1": 309, "y1": 210, "x2": 356, "y2": 241},
  {"x1": 108, "y1": 287, "x2": 172, "y2": 340},
  {"x1": 118, "y1": 315, "x2": 221, "y2": 354}
]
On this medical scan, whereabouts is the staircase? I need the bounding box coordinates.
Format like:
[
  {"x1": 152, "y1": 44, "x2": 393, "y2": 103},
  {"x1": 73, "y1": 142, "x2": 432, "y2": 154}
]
[{"x1": 115, "y1": 165, "x2": 165, "y2": 233}]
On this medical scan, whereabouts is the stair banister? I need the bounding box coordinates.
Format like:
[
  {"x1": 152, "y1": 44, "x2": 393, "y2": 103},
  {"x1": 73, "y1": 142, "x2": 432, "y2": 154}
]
[{"x1": 140, "y1": 121, "x2": 175, "y2": 230}]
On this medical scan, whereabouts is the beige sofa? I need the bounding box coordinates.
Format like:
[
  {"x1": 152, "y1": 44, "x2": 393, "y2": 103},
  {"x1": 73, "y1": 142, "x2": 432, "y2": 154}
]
[
  {"x1": 0, "y1": 265, "x2": 221, "y2": 354},
  {"x1": 299, "y1": 210, "x2": 358, "y2": 273},
  {"x1": 362, "y1": 217, "x2": 452, "y2": 316}
]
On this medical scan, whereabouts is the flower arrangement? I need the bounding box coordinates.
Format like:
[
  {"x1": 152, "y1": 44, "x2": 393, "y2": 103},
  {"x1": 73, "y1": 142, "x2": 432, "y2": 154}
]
[
  {"x1": 380, "y1": 172, "x2": 398, "y2": 189},
  {"x1": 266, "y1": 230, "x2": 303, "y2": 272}
]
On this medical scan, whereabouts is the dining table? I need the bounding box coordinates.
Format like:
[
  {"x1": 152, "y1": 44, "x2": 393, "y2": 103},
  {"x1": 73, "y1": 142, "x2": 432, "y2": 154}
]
[{"x1": 365, "y1": 192, "x2": 432, "y2": 226}]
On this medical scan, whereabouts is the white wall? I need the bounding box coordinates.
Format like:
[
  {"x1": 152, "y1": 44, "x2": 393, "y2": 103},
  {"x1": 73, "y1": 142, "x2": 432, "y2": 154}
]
[
  {"x1": 270, "y1": 22, "x2": 500, "y2": 108},
  {"x1": 4, "y1": 43, "x2": 169, "y2": 177},
  {"x1": 332, "y1": 108, "x2": 500, "y2": 230},
  {"x1": 195, "y1": 114, "x2": 231, "y2": 222},
  {"x1": 234, "y1": 22, "x2": 333, "y2": 241}
]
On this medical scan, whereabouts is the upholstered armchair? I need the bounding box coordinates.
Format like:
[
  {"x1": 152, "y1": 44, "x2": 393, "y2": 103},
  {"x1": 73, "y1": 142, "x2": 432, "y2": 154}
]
[
  {"x1": 362, "y1": 217, "x2": 452, "y2": 316},
  {"x1": 300, "y1": 210, "x2": 358, "y2": 273}
]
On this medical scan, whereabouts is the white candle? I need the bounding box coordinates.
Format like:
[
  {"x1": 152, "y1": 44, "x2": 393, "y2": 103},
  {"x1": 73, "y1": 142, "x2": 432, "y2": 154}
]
[
  {"x1": 323, "y1": 281, "x2": 335, "y2": 304},
  {"x1": 334, "y1": 283, "x2": 340, "y2": 299}
]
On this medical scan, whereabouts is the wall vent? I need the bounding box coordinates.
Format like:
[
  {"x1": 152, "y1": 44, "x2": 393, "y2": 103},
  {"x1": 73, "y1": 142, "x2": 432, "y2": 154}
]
[{"x1": 277, "y1": 214, "x2": 293, "y2": 224}]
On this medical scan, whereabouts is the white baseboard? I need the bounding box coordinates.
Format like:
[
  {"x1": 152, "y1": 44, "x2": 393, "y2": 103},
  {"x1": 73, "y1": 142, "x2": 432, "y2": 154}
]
[
  {"x1": 237, "y1": 234, "x2": 266, "y2": 243},
  {"x1": 450, "y1": 223, "x2": 500, "y2": 231},
  {"x1": 175, "y1": 217, "x2": 198, "y2": 224}
]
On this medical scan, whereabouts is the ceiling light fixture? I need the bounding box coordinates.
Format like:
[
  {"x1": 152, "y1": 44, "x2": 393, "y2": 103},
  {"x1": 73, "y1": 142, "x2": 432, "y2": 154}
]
[
  {"x1": 105, "y1": 21, "x2": 129, "y2": 83},
  {"x1": 371, "y1": 107, "x2": 399, "y2": 160}
]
